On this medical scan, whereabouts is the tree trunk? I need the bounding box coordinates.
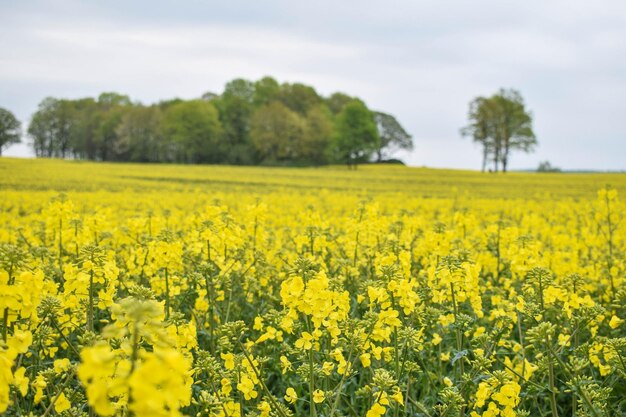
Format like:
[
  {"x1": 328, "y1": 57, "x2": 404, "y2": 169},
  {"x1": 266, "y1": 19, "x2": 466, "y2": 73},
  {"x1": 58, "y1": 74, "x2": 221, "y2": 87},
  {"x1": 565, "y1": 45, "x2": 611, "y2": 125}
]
[
  {"x1": 481, "y1": 145, "x2": 487, "y2": 172},
  {"x1": 502, "y1": 143, "x2": 510, "y2": 173}
]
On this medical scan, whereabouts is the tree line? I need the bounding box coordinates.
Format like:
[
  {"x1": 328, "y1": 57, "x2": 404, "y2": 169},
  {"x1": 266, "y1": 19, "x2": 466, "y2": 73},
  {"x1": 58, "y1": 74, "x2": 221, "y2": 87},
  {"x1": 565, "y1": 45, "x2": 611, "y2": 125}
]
[
  {"x1": 2, "y1": 82, "x2": 539, "y2": 171},
  {"x1": 3, "y1": 77, "x2": 413, "y2": 167}
]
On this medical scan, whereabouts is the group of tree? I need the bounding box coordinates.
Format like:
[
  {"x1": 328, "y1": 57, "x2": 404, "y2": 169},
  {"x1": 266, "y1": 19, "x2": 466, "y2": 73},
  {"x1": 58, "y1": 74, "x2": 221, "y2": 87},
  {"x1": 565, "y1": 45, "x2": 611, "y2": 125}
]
[
  {"x1": 8, "y1": 77, "x2": 412, "y2": 167},
  {"x1": 2, "y1": 84, "x2": 541, "y2": 172},
  {"x1": 537, "y1": 160, "x2": 561, "y2": 172},
  {"x1": 461, "y1": 88, "x2": 537, "y2": 172}
]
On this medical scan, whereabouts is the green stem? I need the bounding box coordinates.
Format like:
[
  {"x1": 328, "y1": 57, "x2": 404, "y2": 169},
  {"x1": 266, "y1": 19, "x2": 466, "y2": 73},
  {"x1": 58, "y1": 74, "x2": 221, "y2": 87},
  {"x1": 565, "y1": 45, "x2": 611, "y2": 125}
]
[
  {"x1": 310, "y1": 347, "x2": 317, "y2": 417},
  {"x1": 165, "y1": 267, "x2": 170, "y2": 320},
  {"x1": 41, "y1": 368, "x2": 76, "y2": 417},
  {"x1": 236, "y1": 341, "x2": 289, "y2": 417},
  {"x1": 547, "y1": 337, "x2": 559, "y2": 417},
  {"x1": 2, "y1": 267, "x2": 14, "y2": 342},
  {"x1": 87, "y1": 268, "x2": 94, "y2": 332}
]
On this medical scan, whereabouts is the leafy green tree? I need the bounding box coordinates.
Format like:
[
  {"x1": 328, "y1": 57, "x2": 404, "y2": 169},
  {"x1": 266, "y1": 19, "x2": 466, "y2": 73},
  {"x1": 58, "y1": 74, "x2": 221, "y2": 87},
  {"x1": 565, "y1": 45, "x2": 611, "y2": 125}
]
[
  {"x1": 302, "y1": 105, "x2": 333, "y2": 165},
  {"x1": 373, "y1": 111, "x2": 413, "y2": 162},
  {"x1": 537, "y1": 161, "x2": 561, "y2": 173},
  {"x1": 491, "y1": 89, "x2": 536, "y2": 172},
  {"x1": 250, "y1": 102, "x2": 306, "y2": 164},
  {"x1": 201, "y1": 92, "x2": 219, "y2": 102},
  {"x1": 223, "y1": 78, "x2": 255, "y2": 103},
  {"x1": 98, "y1": 92, "x2": 132, "y2": 108},
  {"x1": 325, "y1": 92, "x2": 356, "y2": 115},
  {"x1": 115, "y1": 105, "x2": 164, "y2": 162},
  {"x1": 68, "y1": 98, "x2": 99, "y2": 159},
  {"x1": 216, "y1": 78, "x2": 256, "y2": 164},
  {"x1": 462, "y1": 89, "x2": 536, "y2": 172},
  {"x1": 28, "y1": 98, "x2": 76, "y2": 158},
  {"x1": 461, "y1": 96, "x2": 495, "y2": 172},
  {"x1": 94, "y1": 107, "x2": 125, "y2": 161},
  {"x1": 278, "y1": 82, "x2": 321, "y2": 115},
  {"x1": 161, "y1": 100, "x2": 223, "y2": 163},
  {"x1": 253, "y1": 77, "x2": 281, "y2": 107},
  {"x1": 0, "y1": 107, "x2": 21, "y2": 156},
  {"x1": 330, "y1": 100, "x2": 379, "y2": 168}
]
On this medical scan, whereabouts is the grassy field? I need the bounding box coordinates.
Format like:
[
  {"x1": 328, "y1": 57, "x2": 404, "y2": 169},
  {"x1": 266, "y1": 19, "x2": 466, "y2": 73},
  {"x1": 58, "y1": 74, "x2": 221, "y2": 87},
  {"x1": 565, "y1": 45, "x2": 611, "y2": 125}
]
[{"x1": 1, "y1": 157, "x2": 625, "y2": 417}]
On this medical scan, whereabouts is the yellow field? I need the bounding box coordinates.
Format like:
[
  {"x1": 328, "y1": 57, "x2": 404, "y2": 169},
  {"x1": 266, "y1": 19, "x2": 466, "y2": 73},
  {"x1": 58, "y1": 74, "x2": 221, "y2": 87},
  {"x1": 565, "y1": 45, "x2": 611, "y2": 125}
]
[{"x1": 1, "y1": 157, "x2": 625, "y2": 417}]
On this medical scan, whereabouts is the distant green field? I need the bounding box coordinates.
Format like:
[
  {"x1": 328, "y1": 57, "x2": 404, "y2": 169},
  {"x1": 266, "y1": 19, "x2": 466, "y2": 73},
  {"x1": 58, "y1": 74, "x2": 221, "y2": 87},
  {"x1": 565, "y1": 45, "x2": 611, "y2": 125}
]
[{"x1": 1, "y1": 157, "x2": 624, "y2": 200}]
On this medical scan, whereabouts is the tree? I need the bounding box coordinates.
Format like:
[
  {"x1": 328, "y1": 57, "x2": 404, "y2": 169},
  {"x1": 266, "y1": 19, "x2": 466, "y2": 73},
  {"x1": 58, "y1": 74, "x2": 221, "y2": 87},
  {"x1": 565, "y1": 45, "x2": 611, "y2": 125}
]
[
  {"x1": 461, "y1": 89, "x2": 536, "y2": 172},
  {"x1": 161, "y1": 100, "x2": 223, "y2": 164},
  {"x1": 253, "y1": 77, "x2": 280, "y2": 107},
  {"x1": 278, "y1": 82, "x2": 321, "y2": 115},
  {"x1": 68, "y1": 98, "x2": 99, "y2": 159},
  {"x1": 115, "y1": 105, "x2": 164, "y2": 162},
  {"x1": 461, "y1": 96, "x2": 497, "y2": 172},
  {"x1": 330, "y1": 100, "x2": 379, "y2": 168},
  {"x1": 215, "y1": 78, "x2": 256, "y2": 164},
  {"x1": 28, "y1": 98, "x2": 76, "y2": 158},
  {"x1": 537, "y1": 161, "x2": 561, "y2": 173},
  {"x1": 0, "y1": 108, "x2": 21, "y2": 155},
  {"x1": 302, "y1": 105, "x2": 333, "y2": 165},
  {"x1": 250, "y1": 102, "x2": 306, "y2": 164},
  {"x1": 98, "y1": 92, "x2": 132, "y2": 108},
  {"x1": 325, "y1": 92, "x2": 355, "y2": 115},
  {"x1": 94, "y1": 105, "x2": 125, "y2": 161},
  {"x1": 373, "y1": 111, "x2": 413, "y2": 162}
]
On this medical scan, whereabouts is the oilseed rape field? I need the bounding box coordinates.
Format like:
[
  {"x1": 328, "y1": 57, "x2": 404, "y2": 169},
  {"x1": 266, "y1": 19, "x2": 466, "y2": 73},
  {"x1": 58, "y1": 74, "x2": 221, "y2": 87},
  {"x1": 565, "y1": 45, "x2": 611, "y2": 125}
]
[{"x1": 1, "y1": 158, "x2": 626, "y2": 417}]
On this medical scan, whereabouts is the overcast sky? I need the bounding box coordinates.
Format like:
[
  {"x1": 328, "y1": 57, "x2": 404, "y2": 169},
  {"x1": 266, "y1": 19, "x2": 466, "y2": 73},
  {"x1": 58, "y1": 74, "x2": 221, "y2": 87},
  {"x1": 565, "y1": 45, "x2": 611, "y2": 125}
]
[{"x1": 1, "y1": 0, "x2": 625, "y2": 170}]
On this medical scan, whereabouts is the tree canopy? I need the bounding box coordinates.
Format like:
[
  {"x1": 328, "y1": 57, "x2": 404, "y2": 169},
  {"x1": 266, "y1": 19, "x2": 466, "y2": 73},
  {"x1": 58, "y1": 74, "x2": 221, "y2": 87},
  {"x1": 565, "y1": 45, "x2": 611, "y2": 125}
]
[
  {"x1": 331, "y1": 100, "x2": 380, "y2": 168},
  {"x1": 0, "y1": 107, "x2": 21, "y2": 155},
  {"x1": 20, "y1": 76, "x2": 411, "y2": 167},
  {"x1": 373, "y1": 111, "x2": 413, "y2": 162},
  {"x1": 461, "y1": 89, "x2": 536, "y2": 172}
]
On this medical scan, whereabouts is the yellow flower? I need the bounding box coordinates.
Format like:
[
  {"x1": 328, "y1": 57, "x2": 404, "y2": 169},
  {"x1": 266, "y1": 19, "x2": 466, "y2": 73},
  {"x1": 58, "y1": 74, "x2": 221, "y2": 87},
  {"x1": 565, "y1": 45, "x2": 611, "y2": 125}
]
[
  {"x1": 221, "y1": 352, "x2": 235, "y2": 370},
  {"x1": 221, "y1": 378, "x2": 232, "y2": 396},
  {"x1": 313, "y1": 389, "x2": 325, "y2": 403},
  {"x1": 609, "y1": 315, "x2": 623, "y2": 329},
  {"x1": 12, "y1": 367, "x2": 29, "y2": 397},
  {"x1": 280, "y1": 355, "x2": 292, "y2": 374},
  {"x1": 54, "y1": 358, "x2": 71, "y2": 374},
  {"x1": 558, "y1": 334, "x2": 571, "y2": 347},
  {"x1": 295, "y1": 332, "x2": 314, "y2": 350},
  {"x1": 322, "y1": 361, "x2": 334, "y2": 376},
  {"x1": 55, "y1": 392, "x2": 71, "y2": 413},
  {"x1": 253, "y1": 316, "x2": 264, "y2": 330},
  {"x1": 432, "y1": 333, "x2": 442, "y2": 346},
  {"x1": 224, "y1": 401, "x2": 241, "y2": 417},
  {"x1": 7, "y1": 330, "x2": 32, "y2": 354},
  {"x1": 366, "y1": 402, "x2": 386, "y2": 417},
  {"x1": 391, "y1": 388, "x2": 404, "y2": 405},
  {"x1": 258, "y1": 401, "x2": 271, "y2": 417},
  {"x1": 236, "y1": 375, "x2": 258, "y2": 400},
  {"x1": 284, "y1": 387, "x2": 298, "y2": 404},
  {"x1": 360, "y1": 353, "x2": 372, "y2": 368},
  {"x1": 33, "y1": 374, "x2": 47, "y2": 405}
]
